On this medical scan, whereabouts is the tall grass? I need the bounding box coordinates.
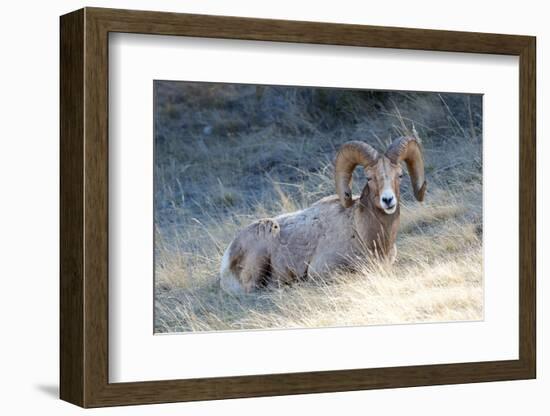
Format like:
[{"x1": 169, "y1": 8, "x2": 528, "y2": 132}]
[{"x1": 153, "y1": 82, "x2": 483, "y2": 333}]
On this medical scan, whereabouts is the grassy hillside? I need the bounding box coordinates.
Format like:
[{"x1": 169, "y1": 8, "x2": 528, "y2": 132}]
[{"x1": 153, "y1": 81, "x2": 483, "y2": 333}]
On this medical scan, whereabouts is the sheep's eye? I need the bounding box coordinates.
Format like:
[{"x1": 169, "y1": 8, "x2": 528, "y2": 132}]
[
  {"x1": 366, "y1": 177, "x2": 372, "y2": 182},
  {"x1": 398, "y1": 173, "x2": 403, "y2": 179}
]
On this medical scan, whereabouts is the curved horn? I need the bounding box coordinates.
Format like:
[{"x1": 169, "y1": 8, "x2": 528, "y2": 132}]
[
  {"x1": 385, "y1": 136, "x2": 427, "y2": 201},
  {"x1": 335, "y1": 141, "x2": 379, "y2": 208}
]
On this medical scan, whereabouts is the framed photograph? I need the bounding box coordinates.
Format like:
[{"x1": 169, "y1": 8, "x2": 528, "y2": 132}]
[{"x1": 60, "y1": 7, "x2": 536, "y2": 407}]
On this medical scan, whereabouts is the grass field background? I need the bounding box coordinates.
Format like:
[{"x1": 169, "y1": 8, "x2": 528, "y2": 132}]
[{"x1": 153, "y1": 81, "x2": 483, "y2": 333}]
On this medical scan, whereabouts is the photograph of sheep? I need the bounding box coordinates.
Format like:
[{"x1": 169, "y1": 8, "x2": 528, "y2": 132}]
[{"x1": 154, "y1": 80, "x2": 483, "y2": 333}]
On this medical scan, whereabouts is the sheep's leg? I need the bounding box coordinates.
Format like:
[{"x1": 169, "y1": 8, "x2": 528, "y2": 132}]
[
  {"x1": 238, "y1": 252, "x2": 270, "y2": 293},
  {"x1": 220, "y1": 251, "x2": 267, "y2": 294},
  {"x1": 270, "y1": 265, "x2": 298, "y2": 287}
]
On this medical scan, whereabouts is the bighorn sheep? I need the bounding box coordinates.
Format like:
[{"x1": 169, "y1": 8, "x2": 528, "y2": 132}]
[{"x1": 220, "y1": 136, "x2": 426, "y2": 294}]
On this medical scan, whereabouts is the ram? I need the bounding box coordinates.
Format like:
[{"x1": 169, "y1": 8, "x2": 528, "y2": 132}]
[{"x1": 220, "y1": 136, "x2": 427, "y2": 294}]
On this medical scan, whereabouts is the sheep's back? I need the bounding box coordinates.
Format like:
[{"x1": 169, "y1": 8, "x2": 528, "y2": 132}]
[{"x1": 269, "y1": 195, "x2": 355, "y2": 279}]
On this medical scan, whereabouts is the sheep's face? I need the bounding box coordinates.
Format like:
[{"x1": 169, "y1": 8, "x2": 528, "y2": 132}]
[{"x1": 363, "y1": 157, "x2": 403, "y2": 215}]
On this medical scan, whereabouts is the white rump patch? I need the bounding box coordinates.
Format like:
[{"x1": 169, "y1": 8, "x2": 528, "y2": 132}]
[{"x1": 219, "y1": 245, "x2": 245, "y2": 295}]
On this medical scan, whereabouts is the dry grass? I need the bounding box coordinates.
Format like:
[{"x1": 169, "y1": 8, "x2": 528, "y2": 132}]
[
  {"x1": 153, "y1": 83, "x2": 483, "y2": 333},
  {"x1": 154, "y1": 181, "x2": 483, "y2": 332}
]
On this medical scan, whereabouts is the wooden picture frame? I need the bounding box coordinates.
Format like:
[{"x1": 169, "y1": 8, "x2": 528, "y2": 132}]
[{"x1": 60, "y1": 7, "x2": 536, "y2": 408}]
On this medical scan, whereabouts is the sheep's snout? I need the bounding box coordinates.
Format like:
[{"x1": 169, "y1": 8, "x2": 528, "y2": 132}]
[{"x1": 380, "y1": 189, "x2": 397, "y2": 214}]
